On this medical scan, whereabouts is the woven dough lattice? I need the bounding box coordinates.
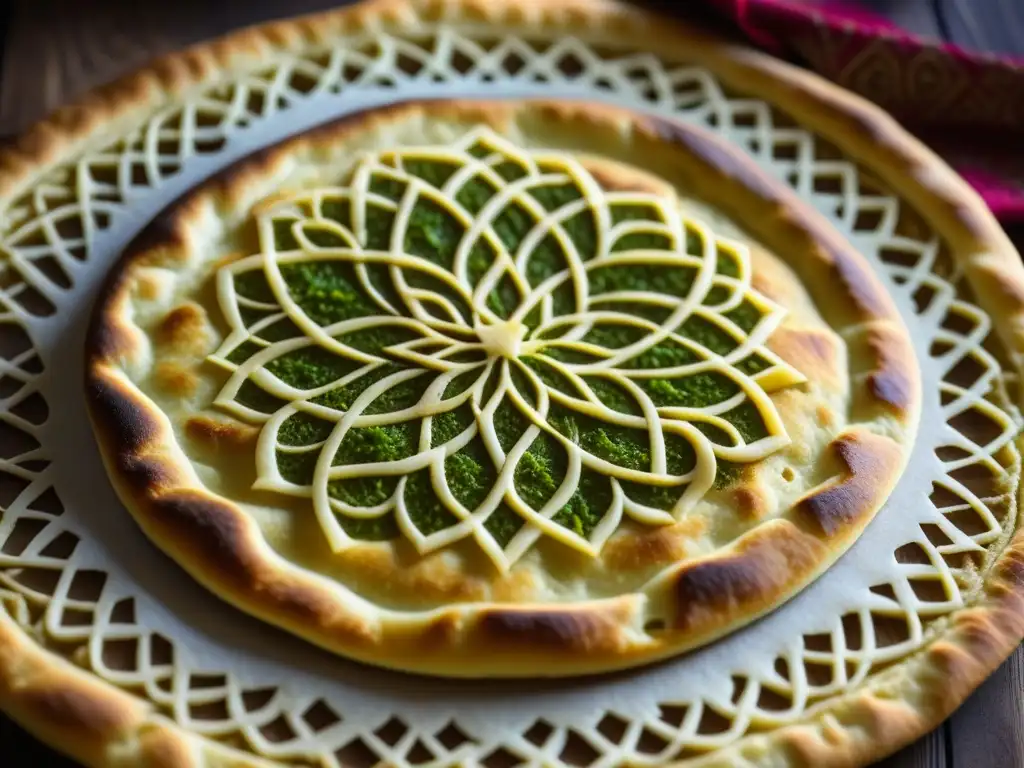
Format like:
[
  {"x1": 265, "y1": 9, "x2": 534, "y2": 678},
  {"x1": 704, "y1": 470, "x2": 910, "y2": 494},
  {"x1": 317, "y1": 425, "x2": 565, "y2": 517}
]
[
  {"x1": 0, "y1": 5, "x2": 1020, "y2": 767},
  {"x1": 211, "y1": 127, "x2": 803, "y2": 569}
]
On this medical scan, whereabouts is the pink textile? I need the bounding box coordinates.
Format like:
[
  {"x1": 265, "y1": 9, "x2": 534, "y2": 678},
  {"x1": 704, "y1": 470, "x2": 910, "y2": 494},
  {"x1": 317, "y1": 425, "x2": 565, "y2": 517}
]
[{"x1": 704, "y1": 0, "x2": 1024, "y2": 222}]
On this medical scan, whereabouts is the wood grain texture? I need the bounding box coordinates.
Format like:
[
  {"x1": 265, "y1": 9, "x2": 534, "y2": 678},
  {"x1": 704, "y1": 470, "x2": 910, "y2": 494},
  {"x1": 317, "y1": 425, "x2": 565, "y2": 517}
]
[
  {"x1": 939, "y1": 0, "x2": 1024, "y2": 56},
  {"x1": 0, "y1": 0, "x2": 354, "y2": 137},
  {"x1": 0, "y1": 2, "x2": 1020, "y2": 767},
  {"x1": 949, "y1": 645, "x2": 1024, "y2": 768},
  {"x1": 884, "y1": 725, "x2": 949, "y2": 768},
  {"x1": 860, "y1": 0, "x2": 944, "y2": 40}
]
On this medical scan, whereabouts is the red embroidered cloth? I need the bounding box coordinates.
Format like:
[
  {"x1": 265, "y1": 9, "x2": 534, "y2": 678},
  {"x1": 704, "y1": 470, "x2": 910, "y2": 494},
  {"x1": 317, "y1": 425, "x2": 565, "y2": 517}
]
[{"x1": 703, "y1": 0, "x2": 1024, "y2": 222}]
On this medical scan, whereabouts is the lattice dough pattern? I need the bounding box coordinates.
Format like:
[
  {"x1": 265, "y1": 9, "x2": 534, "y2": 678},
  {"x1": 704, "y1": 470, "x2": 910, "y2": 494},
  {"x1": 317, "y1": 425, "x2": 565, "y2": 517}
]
[
  {"x1": 209, "y1": 128, "x2": 804, "y2": 569},
  {"x1": 0, "y1": 21, "x2": 1019, "y2": 768}
]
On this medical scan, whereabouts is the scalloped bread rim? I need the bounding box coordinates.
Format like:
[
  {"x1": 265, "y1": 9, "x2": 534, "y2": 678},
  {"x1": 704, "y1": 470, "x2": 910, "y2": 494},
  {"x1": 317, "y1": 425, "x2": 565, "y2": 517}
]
[
  {"x1": 0, "y1": 0, "x2": 1017, "y2": 766},
  {"x1": 86, "y1": 96, "x2": 917, "y2": 678}
]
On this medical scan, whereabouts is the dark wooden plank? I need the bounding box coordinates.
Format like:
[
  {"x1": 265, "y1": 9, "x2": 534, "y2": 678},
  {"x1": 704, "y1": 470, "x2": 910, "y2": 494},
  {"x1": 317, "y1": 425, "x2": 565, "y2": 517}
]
[
  {"x1": 0, "y1": 0, "x2": 182, "y2": 136},
  {"x1": 858, "y1": 0, "x2": 944, "y2": 40},
  {"x1": 879, "y1": 724, "x2": 949, "y2": 768},
  {"x1": 0, "y1": 0, "x2": 354, "y2": 137},
  {"x1": 939, "y1": 0, "x2": 1024, "y2": 56},
  {"x1": 949, "y1": 643, "x2": 1024, "y2": 768}
]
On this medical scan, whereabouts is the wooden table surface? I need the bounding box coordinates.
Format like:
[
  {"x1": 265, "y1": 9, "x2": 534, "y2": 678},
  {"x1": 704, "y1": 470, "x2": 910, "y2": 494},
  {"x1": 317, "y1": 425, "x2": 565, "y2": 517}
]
[{"x1": 1, "y1": 1, "x2": 1023, "y2": 766}]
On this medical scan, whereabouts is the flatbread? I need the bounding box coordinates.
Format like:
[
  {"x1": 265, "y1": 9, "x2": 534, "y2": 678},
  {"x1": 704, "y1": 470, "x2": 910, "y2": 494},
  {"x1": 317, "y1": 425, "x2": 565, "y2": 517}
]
[{"x1": 85, "y1": 99, "x2": 919, "y2": 677}]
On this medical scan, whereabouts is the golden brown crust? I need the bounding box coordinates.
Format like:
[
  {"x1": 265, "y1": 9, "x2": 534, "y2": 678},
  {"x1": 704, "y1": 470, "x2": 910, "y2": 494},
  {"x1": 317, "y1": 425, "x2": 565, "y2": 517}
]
[
  {"x1": 603, "y1": 518, "x2": 707, "y2": 571},
  {"x1": 152, "y1": 362, "x2": 200, "y2": 397},
  {"x1": 862, "y1": 323, "x2": 918, "y2": 414},
  {"x1": 153, "y1": 303, "x2": 212, "y2": 354},
  {"x1": 184, "y1": 415, "x2": 260, "y2": 451},
  {"x1": 0, "y1": 600, "x2": 225, "y2": 768},
  {"x1": 0, "y1": 0, "x2": 1015, "y2": 766},
  {"x1": 732, "y1": 485, "x2": 772, "y2": 521},
  {"x1": 794, "y1": 430, "x2": 904, "y2": 538},
  {"x1": 472, "y1": 597, "x2": 641, "y2": 656},
  {"x1": 768, "y1": 327, "x2": 845, "y2": 391},
  {"x1": 667, "y1": 430, "x2": 903, "y2": 646},
  {"x1": 671, "y1": 518, "x2": 824, "y2": 633}
]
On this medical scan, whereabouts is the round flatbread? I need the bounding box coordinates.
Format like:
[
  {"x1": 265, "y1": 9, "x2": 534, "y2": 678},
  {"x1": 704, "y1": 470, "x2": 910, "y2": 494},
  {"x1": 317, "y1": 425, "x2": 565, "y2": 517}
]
[{"x1": 85, "y1": 99, "x2": 919, "y2": 677}]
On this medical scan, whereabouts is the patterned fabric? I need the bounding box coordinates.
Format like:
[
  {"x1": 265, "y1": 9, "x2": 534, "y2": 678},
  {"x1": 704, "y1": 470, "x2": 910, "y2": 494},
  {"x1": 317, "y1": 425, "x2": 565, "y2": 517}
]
[{"x1": 704, "y1": 0, "x2": 1024, "y2": 222}]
